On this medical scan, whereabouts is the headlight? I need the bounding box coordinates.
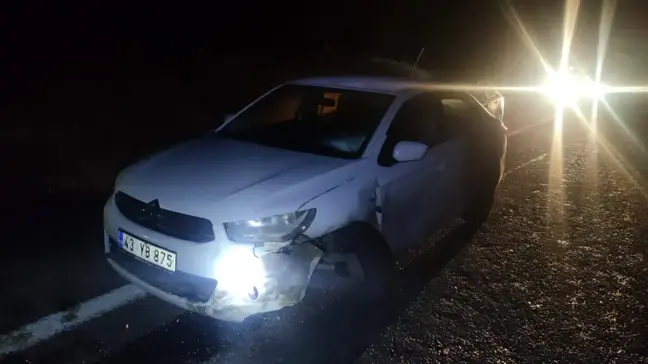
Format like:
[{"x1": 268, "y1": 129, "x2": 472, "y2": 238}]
[
  {"x1": 213, "y1": 245, "x2": 266, "y2": 300},
  {"x1": 224, "y1": 209, "x2": 316, "y2": 243},
  {"x1": 542, "y1": 70, "x2": 607, "y2": 104}
]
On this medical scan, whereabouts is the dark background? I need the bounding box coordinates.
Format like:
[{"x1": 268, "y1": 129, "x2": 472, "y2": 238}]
[
  {"x1": 2, "y1": 2, "x2": 648, "y2": 363},
  {"x1": 2, "y1": 0, "x2": 647, "y2": 206}
]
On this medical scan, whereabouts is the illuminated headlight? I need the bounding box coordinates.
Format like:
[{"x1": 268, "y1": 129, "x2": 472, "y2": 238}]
[
  {"x1": 213, "y1": 245, "x2": 266, "y2": 300},
  {"x1": 542, "y1": 71, "x2": 607, "y2": 104},
  {"x1": 223, "y1": 209, "x2": 316, "y2": 244}
]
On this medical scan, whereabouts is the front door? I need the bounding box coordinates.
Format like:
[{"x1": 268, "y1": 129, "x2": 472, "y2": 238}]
[{"x1": 375, "y1": 92, "x2": 465, "y2": 252}]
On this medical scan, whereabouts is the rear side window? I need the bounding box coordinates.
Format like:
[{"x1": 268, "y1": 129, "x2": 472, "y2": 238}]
[
  {"x1": 470, "y1": 89, "x2": 504, "y2": 121},
  {"x1": 441, "y1": 98, "x2": 480, "y2": 121}
]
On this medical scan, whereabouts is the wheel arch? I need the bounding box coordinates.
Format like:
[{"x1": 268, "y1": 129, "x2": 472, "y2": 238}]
[{"x1": 319, "y1": 220, "x2": 393, "y2": 256}]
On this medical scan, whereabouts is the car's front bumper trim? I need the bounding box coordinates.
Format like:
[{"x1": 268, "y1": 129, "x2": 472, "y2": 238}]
[{"x1": 107, "y1": 241, "x2": 324, "y2": 322}]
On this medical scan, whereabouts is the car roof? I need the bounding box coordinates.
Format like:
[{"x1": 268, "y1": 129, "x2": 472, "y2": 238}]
[{"x1": 288, "y1": 76, "x2": 443, "y2": 95}]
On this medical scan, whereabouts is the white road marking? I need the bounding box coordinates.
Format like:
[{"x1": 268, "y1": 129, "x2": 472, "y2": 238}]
[
  {"x1": 506, "y1": 116, "x2": 554, "y2": 138},
  {"x1": 507, "y1": 117, "x2": 553, "y2": 137},
  {"x1": 0, "y1": 284, "x2": 146, "y2": 357},
  {"x1": 503, "y1": 153, "x2": 549, "y2": 178}
]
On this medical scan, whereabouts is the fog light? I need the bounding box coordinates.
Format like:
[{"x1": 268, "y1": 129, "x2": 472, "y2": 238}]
[{"x1": 213, "y1": 246, "x2": 267, "y2": 301}]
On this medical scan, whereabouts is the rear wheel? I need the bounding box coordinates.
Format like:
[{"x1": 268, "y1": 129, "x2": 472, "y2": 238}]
[{"x1": 463, "y1": 161, "x2": 500, "y2": 226}]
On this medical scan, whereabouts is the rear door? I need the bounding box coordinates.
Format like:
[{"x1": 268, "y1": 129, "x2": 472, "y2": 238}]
[{"x1": 441, "y1": 92, "x2": 507, "y2": 189}]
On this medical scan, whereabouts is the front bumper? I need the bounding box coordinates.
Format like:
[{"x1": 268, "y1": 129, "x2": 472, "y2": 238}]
[
  {"x1": 104, "y1": 199, "x2": 324, "y2": 322},
  {"x1": 107, "y1": 237, "x2": 323, "y2": 322}
]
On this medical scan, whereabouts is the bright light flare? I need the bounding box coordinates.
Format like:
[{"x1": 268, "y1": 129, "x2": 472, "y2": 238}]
[
  {"x1": 213, "y1": 245, "x2": 267, "y2": 301},
  {"x1": 541, "y1": 69, "x2": 607, "y2": 105}
]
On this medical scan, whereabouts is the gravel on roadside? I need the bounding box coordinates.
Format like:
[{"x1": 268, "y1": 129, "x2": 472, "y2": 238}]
[{"x1": 359, "y1": 129, "x2": 648, "y2": 363}]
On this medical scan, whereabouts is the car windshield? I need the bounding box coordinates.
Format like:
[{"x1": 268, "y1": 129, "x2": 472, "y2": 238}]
[{"x1": 217, "y1": 84, "x2": 395, "y2": 159}]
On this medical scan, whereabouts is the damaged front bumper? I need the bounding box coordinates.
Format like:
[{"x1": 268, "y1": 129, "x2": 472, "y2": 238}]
[{"x1": 107, "y1": 242, "x2": 323, "y2": 323}]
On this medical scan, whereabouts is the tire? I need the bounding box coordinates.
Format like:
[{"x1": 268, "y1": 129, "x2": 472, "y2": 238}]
[{"x1": 330, "y1": 223, "x2": 394, "y2": 297}]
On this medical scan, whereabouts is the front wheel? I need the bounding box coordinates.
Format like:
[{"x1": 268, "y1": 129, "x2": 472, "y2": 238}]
[{"x1": 326, "y1": 223, "x2": 395, "y2": 297}]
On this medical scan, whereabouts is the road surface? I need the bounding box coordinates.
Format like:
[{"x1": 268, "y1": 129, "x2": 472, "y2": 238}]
[{"x1": 1, "y1": 102, "x2": 647, "y2": 363}]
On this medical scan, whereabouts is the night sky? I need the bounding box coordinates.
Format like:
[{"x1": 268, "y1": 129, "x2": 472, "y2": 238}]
[
  {"x1": 8, "y1": 1, "x2": 648, "y2": 75},
  {"x1": 4, "y1": 0, "x2": 648, "y2": 124},
  {"x1": 6, "y1": 1, "x2": 648, "y2": 71},
  {"x1": 2, "y1": 0, "x2": 509, "y2": 129},
  {"x1": 5, "y1": 1, "x2": 508, "y2": 69}
]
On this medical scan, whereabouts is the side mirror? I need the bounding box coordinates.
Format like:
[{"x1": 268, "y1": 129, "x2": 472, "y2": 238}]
[{"x1": 392, "y1": 141, "x2": 428, "y2": 162}]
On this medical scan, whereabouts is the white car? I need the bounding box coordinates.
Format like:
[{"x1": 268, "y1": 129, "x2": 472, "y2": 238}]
[{"x1": 104, "y1": 76, "x2": 507, "y2": 322}]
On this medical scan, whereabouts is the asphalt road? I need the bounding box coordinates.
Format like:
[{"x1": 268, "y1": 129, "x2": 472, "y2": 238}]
[{"x1": 1, "y1": 104, "x2": 647, "y2": 363}]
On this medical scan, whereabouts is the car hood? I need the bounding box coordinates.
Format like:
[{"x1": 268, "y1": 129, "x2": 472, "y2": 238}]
[{"x1": 116, "y1": 136, "x2": 358, "y2": 219}]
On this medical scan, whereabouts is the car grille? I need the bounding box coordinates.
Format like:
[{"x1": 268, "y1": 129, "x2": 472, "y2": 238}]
[
  {"x1": 108, "y1": 237, "x2": 217, "y2": 303},
  {"x1": 114, "y1": 191, "x2": 215, "y2": 243}
]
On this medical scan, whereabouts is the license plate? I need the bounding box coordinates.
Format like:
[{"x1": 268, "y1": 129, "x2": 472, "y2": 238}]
[{"x1": 118, "y1": 231, "x2": 177, "y2": 272}]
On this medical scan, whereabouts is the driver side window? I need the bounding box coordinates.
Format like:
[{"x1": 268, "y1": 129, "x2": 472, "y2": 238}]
[{"x1": 378, "y1": 93, "x2": 447, "y2": 166}]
